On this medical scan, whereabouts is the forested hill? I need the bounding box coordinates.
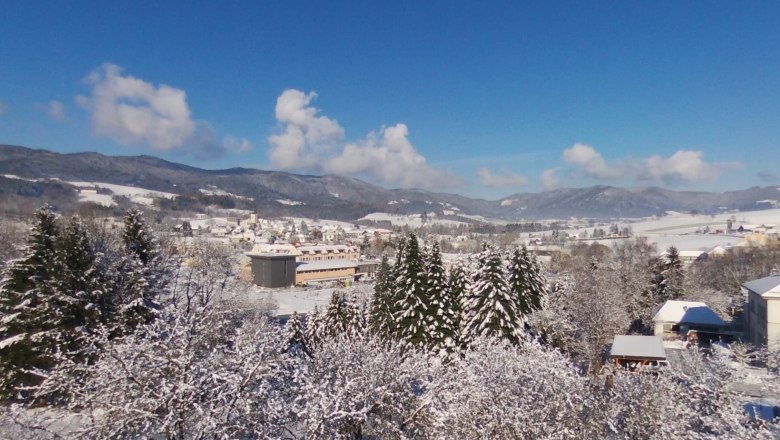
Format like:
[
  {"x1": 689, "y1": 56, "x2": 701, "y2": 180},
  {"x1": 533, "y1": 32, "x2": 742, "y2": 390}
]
[{"x1": 1, "y1": 144, "x2": 779, "y2": 220}]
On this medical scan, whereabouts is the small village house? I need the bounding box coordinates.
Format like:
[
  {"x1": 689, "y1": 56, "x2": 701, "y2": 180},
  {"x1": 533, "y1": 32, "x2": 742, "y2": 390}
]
[{"x1": 743, "y1": 275, "x2": 780, "y2": 347}]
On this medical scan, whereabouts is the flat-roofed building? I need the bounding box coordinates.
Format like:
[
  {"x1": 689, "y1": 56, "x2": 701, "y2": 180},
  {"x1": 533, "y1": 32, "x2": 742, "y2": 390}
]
[
  {"x1": 610, "y1": 335, "x2": 668, "y2": 371},
  {"x1": 247, "y1": 253, "x2": 296, "y2": 288},
  {"x1": 653, "y1": 300, "x2": 728, "y2": 341}
]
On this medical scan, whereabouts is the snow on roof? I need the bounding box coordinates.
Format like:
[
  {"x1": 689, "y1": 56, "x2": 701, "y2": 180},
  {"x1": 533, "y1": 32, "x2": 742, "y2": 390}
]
[
  {"x1": 610, "y1": 335, "x2": 666, "y2": 360},
  {"x1": 296, "y1": 260, "x2": 358, "y2": 272},
  {"x1": 652, "y1": 300, "x2": 726, "y2": 326},
  {"x1": 743, "y1": 275, "x2": 780, "y2": 298}
]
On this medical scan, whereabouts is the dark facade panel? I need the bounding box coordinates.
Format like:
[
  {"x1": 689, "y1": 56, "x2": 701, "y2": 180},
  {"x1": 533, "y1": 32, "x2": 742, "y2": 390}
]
[{"x1": 250, "y1": 254, "x2": 296, "y2": 288}]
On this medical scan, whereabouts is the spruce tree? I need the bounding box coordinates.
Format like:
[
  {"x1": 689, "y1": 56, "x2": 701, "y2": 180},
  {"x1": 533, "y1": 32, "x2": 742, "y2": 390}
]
[
  {"x1": 424, "y1": 242, "x2": 457, "y2": 355},
  {"x1": 653, "y1": 246, "x2": 685, "y2": 302},
  {"x1": 321, "y1": 291, "x2": 363, "y2": 339},
  {"x1": 392, "y1": 234, "x2": 430, "y2": 351},
  {"x1": 507, "y1": 246, "x2": 546, "y2": 316},
  {"x1": 368, "y1": 255, "x2": 394, "y2": 337},
  {"x1": 306, "y1": 306, "x2": 323, "y2": 349},
  {"x1": 461, "y1": 244, "x2": 524, "y2": 347},
  {"x1": 284, "y1": 311, "x2": 310, "y2": 357},
  {"x1": 117, "y1": 208, "x2": 163, "y2": 329},
  {"x1": 52, "y1": 217, "x2": 104, "y2": 358},
  {"x1": 0, "y1": 205, "x2": 60, "y2": 399}
]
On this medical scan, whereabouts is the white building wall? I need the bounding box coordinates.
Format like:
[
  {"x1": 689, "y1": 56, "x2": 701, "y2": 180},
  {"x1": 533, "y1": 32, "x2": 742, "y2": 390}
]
[{"x1": 767, "y1": 298, "x2": 780, "y2": 349}]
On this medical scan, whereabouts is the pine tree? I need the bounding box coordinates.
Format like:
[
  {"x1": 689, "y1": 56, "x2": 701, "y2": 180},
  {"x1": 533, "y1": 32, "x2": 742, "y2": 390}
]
[
  {"x1": 117, "y1": 208, "x2": 163, "y2": 330},
  {"x1": 321, "y1": 291, "x2": 363, "y2": 339},
  {"x1": 0, "y1": 205, "x2": 60, "y2": 399},
  {"x1": 653, "y1": 246, "x2": 685, "y2": 302},
  {"x1": 306, "y1": 306, "x2": 323, "y2": 348},
  {"x1": 284, "y1": 311, "x2": 309, "y2": 357},
  {"x1": 461, "y1": 244, "x2": 524, "y2": 347},
  {"x1": 368, "y1": 255, "x2": 394, "y2": 337},
  {"x1": 52, "y1": 217, "x2": 104, "y2": 358},
  {"x1": 122, "y1": 208, "x2": 158, "y2": 266},
  {"x1": 507, "y1": 246, "x2": 546, "y2": 316},
  {"x1": 424, "y1": 242, "x2": 457, "y2": 355},
  {"x1": 392, "y1": 234, "x2": 430, "y2": 351}
]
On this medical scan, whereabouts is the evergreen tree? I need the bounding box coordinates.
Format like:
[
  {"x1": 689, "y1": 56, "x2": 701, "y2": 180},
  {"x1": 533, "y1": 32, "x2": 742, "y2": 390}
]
[
  {"x1": 392, "y1": 234, "x2": 430, "y2": 351},
  {"x1": 507, "y1": 246, "x2": 546, "y2": 316},
  {"x1": 52, "y1": 217, "x2": 104, "y2": 357},
  {"x1": 284, "y1": 311, "x2": 310, "y2": 357},
  {"x1": 368, "y1": 255, "x2": 394, "y2": 337},
  {"x1": 306, "y1": 306, "x2": 323, "y2": 348},
  {"x1": 461, "y1": 244, "x2": 524, "y2": 347},
  {"x1": 122, "y1": 208, "x2": 158, "y2": 265},
  {"x1": 117, "y1": 208, "x2": 163, "y2": 330},
  {"x1": 321, "y1": 291, "x2": 363, "y2": 339},
  {"x1": 424, "y1": 242, "x2": 457, "y2": 355},
  {"x1": 0, "y1": 205, "x2": 60, "y2": 399},
  {"x1": 653, "y1": 246, "x2": 685, "y2": 302}
]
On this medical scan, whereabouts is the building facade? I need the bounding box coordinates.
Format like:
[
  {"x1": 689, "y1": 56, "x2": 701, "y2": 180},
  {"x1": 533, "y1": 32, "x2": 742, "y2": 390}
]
[{"x1": 743, "y1": 275, "x2": 780, "y2": 347}]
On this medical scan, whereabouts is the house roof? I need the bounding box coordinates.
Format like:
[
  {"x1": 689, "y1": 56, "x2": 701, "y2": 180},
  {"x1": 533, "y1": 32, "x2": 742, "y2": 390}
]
[
  {"x1": 610, "y1": 335, "x2": 666, "y2": 360},
  {"x1": 652, "y1": 300, "x2": 726, "y2": 326},
  {"x1": 743, "y1": 275, "x2": 780, "y2": 299}
]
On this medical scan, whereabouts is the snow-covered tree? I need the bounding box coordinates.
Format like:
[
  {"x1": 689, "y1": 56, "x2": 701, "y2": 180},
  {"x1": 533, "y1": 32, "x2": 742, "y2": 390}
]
[
  {"x1": 22, "y1": 242, "x2": 296, "y2": 439},
  {"x1": 306, "y1": 305, "x2": 324, "y2": 349},
  {"x1": 653, "y1": 245, "x2": 685, "y2": 302},
  {"x1": 297, "y1": 335, "x2": 431, "y2": 439},
  {"x1": 461, "y1": 244, "x2": 524, "y2": 347},
  {"x1": 368, "y1": 255, "x2": 394, "y2": 337},
  {"x1": 321, "y1": 291, "x2": 364, "y2": 340},
  {"x1": 0, "y1": 205, "x2": 60, "y2": 399},
  {"x1": 429, "y1": 337, "x2": 590, "y2": 439},
  {"x1": 506, "y1": 246, "x2": 546, "y2": 316},
  {"x1": 121, "y1": 208, "x2": 158, "y2": 266},
  {"x1": 392, "y1": 234, "x2": 431, "y2": 351},
  {"x1": 423, "y1": 242, "x2": 457, "y2": 355},
  {"x1": 285, "y1": 310, "x2": 309, "y2": 357}
]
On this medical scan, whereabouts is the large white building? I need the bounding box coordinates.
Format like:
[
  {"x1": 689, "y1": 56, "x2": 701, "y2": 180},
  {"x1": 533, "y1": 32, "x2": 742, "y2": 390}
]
[{"x1": 743, "y1": 275, "x2": 780, "y2": 347}]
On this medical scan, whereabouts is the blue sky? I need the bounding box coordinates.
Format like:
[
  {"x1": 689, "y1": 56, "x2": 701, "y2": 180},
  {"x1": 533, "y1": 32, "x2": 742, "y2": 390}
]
[{"x1": 1, "y1": 1, "x2": 779, "y2": 199}]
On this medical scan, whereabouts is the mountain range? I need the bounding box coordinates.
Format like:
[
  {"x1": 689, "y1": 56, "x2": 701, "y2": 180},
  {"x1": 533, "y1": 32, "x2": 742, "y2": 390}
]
[{"x1": 1, "y1": 144, "x2": 778, "y2": 221}]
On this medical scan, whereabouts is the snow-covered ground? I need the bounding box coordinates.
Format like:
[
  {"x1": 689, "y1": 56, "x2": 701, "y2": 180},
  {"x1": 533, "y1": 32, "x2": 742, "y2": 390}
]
[
  {"x1": 68, "y1": 181, "x2": 178, "y2": 206},
  {"x1": 361, "y1": 212, "x2": 468, "y2": 227},
  {"x1": 565, "y1": 208, "x2": 780, "y2": 252},
  {"x1": 199, "y1": 188, "x2": 253, "y2": 201},
  {"x1": 76, "y1": 192, "x2": 116, "y2": 207},
  {"x1": 276, "y1": 199, "x2": 305, "y2": 206},
  {"x1": 238, "y1": 284, "x2": 374, "y2": 317}
]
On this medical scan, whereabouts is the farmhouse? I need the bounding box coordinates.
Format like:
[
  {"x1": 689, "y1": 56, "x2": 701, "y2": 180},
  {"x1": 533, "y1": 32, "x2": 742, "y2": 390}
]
[{"x1": 653, "y1": 300, "x2": 728, "y2": 341}]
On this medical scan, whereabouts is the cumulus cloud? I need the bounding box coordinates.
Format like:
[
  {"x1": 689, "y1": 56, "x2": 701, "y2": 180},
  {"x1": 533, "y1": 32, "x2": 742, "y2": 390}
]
[
  {"x1": 77, "y1": 63, "x2": 195, "y2": 150},
  {"x1": 268, "y1": 89, "x2": 459, "y2": 190},
  {"x1": 639, "y1": 150, "x2": 740, "y2": 185},
  {"x1": 476, "y1": 167, "x2": 528, "y2": 188},
  {"x1": 268, "y1": 90, "x2": 344, "y2": 169},
  {"x1": 76, "y1": 63, "x2": 249, "y2": 158},
  {"x1": 563, "y1": 143, "x2": 624, "y2": 180},
  {"x1": 540, "y1": 168, "x2": 565, "y2": 191},
  {"x1": 48, "y1": 100, "x2": 66, "y2": 121},
  {"x1": 559, "y1": 143, "x2": 738, "y2": 186}
]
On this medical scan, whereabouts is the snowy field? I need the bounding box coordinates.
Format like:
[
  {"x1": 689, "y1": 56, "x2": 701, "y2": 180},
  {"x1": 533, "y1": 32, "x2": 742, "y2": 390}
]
[
  {"x1": 361, "y1": 212, "x2": 468, "y2": 227},
  {"x1": 566, "y1": 208, "x2": 780, "y2": 252},
  {"x1": 238, "y1": 284, "x2": 374, "y2": 317},
  {"x1": 68, "y1": 181, "x2": 178, "y2": 206}
]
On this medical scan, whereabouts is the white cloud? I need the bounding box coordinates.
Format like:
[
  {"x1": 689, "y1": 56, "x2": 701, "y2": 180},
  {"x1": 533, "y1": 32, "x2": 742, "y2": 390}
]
[
  {"x1": 48, "y1": 100, "x2": 66, "y2": 121},
  {"x1": 640, "y1": 150, "x2": 740, "y2": 185},
  {"x1": 558, "y1": 143, "x2": 738, "y2": 186},
  {"x1": 476, "y1": 167, "x2": 528, "y2": 188},
  {"x1": 563, "y1": 143, "x2": 624, "y2": 180},
  {"x1": 540, "y1": 167, "x2": 565, "y2": 191},
  {"x1": 323, "y1": 124, "x2": 461, "y2": 189},
  {"x1": 268, "y1": 90, "x2": 344, "y2": 169},
  {"x1": 268, "y1": 89, "x2": 460, "y2": 190},
  {"x1": 77, "y1": 63, "x2": 248, "y2": 158}
]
